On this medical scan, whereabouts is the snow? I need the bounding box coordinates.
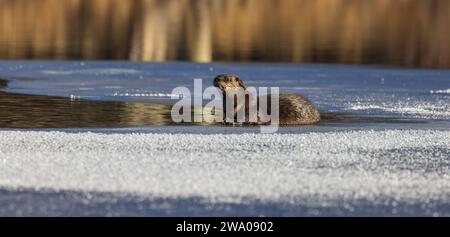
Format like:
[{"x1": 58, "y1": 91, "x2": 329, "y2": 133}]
[
  {"x1": 1, "y1": 128, "x2": 450, "y2": 216},
  {"x1": 430, "y1": 89, "x2": 450, "y2": 94},
  {"x1": 110, "y1": 92, "x2": 179, "y2": 98},
  {"x1": 346, "y1": 100, "x2": 450, "y2": 119}
]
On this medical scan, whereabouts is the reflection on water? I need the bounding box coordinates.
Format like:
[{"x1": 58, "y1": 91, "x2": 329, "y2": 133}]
[
  {"x1": 0, "y1": 88, "x2": 173, "y2": 128},
  {"x1": 1, "y1": 0, "x2": 450, "y2": 68}
]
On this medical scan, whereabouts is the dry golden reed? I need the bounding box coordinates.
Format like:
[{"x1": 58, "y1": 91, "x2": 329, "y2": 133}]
[{"x1": 1, "y1": 0, "x2": 449, "y2": 68}]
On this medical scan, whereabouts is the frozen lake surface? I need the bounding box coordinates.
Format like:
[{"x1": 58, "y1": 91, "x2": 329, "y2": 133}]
[
  {"x1": 1, "y1": 60, "x2": 450, "y2": 121},
  {"x1": 0, "y1": 61, "x2": 449, "y2": 216},
  {"x1": 1, "y1": 129, "x2": 450, "y2": 216}
]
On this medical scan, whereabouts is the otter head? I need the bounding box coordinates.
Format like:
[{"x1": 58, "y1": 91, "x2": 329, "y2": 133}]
[{"x1": 213, "y1": 74, "x2": 246, "y2": 93}]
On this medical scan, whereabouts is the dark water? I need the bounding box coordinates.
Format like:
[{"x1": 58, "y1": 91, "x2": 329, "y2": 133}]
[
  {"x1": 1, "y1": 0, "x2": 450, "y2": 68},
  {"x1": 0, "y1": 86, "x2": 172, "y2": 128}
]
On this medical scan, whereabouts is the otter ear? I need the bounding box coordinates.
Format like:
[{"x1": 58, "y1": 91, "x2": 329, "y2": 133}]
[{"x1": 237, "y1": 78, "x2": 247, "y2": 89}]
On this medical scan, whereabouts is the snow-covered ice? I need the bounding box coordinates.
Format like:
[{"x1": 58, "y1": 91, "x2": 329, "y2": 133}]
[
  {"x1": 1, "y1": 128, "x2": 450, "y2": 216},
  {"x1": 430, "y1": 89, "x2": 450, "y2": 94}
]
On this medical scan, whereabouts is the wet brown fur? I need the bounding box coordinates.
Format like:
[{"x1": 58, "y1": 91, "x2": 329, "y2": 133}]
[{"x1": 213, "y1": 75, "x2": 321, "y2": 125}]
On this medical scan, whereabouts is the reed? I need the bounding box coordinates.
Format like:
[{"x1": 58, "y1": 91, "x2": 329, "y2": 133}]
[{"x1": 0, "y1": 0, "x2": 449, "y2": 68}]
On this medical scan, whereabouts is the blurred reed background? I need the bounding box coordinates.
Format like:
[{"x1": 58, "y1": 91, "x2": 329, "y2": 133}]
[{"x1": 1, "y1": 0, "x2": 450, "y2": 68}]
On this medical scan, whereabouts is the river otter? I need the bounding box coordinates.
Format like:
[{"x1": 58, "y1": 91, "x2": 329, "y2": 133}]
[{"x1": 213, "y1": 74, "x2": 321, "y2": 125}]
